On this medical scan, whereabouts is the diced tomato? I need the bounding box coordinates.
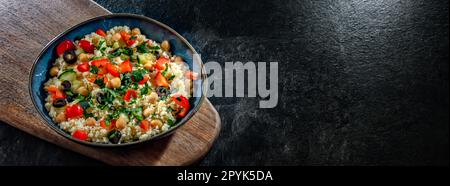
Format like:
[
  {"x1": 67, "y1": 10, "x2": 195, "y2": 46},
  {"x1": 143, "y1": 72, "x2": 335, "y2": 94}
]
[
  {"x1": 140, "y1": 120, "x2": 150, "y2": 132},
  {"x1": 103, "y1": 76, "x2": 109, "y2": 84},
  {"x1": 47, "y1": 86, "x2": 66, "y2": 99},
  {"x1": 86, "y1": 76, "x2": 96, "y2": 83},
  {"x1": 72, "y1": 130, "x2": 88, "y2": 141},
  {"x1": 123, "y1": 89, "x2": 137, "y2": 102},
  {"x1": 110, "y1": 119, "x2": 116, "y2": 129},
  {"x1": 91, "y1": 58, "x2": 109, "y2": 67},
  {"x1": 77, "y1": 62, "x2": 90, "y2": 72},
  {"x1": 127, "y1": 39, "x2": 136, "y2": 46},
  {"x1": 96, "y1": 29, "x2": 107, "y2": 37},
  {"x1": 177, "y1": 107, "x2": 189, "y2": 118},
  {"x1": 185, "y1": 70, "x2": 199, "y2": 80},
  {"x1": 138, "y1": 75, "x2": 149, "y2": 85},
  {"x1": 120, "y1": 31, "x2": 131, "y2": 42},
  {"x1": 78, "y1": 39, "x2": 95, "y2": 53},
  {"x1": 99, "y1": 119, "x2": 115, "y2": 130},
  {"x1": 119, "y1": 60, "x2": 133, "y2": 73},
  {"x1": 172, "y1": 95, "x2": 190, "y2": 118},
  {"x1": 172, "y1": 95, "x2": 190, "y2": 108},
  {"x1": 65, "y1": 104, "x2": 84, "y2": 119},
  {"x1": 106, "y1": 63, "x2": 120, "y2": 77},
  {"x1": 120, "y1": 31, "x2": 136, "y2": 46},
  {"x1": 154, "y1": 57, "x2": 169, "y2": 70},
  {"x1": 99, "y1": 120, "x2": 107, "y2": 129},
  {"x1": 154, "y1": 71, "x2": 169, "y2": 87},
  {"x1": 97, "y1": 66, "x2": 107, "y2": 77},
  {"x1": 56, "y1": 39, "x2": 75, "y2": 56}
]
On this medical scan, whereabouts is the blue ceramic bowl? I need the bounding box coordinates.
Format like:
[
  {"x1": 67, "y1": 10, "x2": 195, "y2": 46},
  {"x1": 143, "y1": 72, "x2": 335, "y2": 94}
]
[{"x1": 29, "y1": 14, "x2": 206, "y2": 147}]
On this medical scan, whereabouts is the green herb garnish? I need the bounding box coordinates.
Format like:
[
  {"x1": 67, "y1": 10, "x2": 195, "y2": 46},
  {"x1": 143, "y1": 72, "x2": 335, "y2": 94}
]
[
  {"x1": 161, "y1": 63, "x2": 169, "y2": 76},
  {"x1": 167, "y1": 119, "x2": 174, "y2": 126},
  {"x1": 141, "y1": 83, "x2": 150, "y2": 95},
  {"x1": 90, "y1": 65, "x2": 99, "y2": 74},
  {"x1": 94, "y1": 78, "x2": 105, "y2": 88},
  {"x1": 132, "y1": 69, "x2": 146, "y2": 82}
]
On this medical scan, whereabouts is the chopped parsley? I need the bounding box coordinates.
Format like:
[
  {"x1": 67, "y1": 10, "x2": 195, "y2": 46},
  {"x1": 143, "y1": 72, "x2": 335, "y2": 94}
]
[
  {"x1": 137, "y1": 43, "x2": 160, "y2": 54},
  {"x1": 111, "y1": 47, "x2": 133, "y2": 57},
  {"x1": 132, "y1": 69, "x2": 147, "y2": 82},
  {"x1": 141, "y1": 83, "x2": 150, "y2": 95},
  {"x1": 167, "y1": 119, "x2": 175, "y2": 126},
  {"x1": 94, "y1": 78, "x2": 105, "y2": 88},
  {"x1": 90, "y1": 66, "x2": 99, "y2": 74}
]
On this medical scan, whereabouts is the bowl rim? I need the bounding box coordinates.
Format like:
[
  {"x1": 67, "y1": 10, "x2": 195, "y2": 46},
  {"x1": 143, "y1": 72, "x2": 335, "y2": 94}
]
[{"x1": 29, "y1": 13, "x2": 207, "y2": 147}]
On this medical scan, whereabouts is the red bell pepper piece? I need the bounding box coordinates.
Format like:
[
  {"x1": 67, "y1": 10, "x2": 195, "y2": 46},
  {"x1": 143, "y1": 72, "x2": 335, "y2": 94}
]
[
  {"x1": 100, "y1": 119, "x2": 115, "y2": 130},
  {"x1": 91, "y1": 58, "x2": 109, "y2": 67},
  {"x1": 154, "y1": 57, "x2": 169, "y2": 70},
  {"x1": 106, "y1": 63, "x2": 120, "y2": 77},
  {"x1": 47, "y1": 86, "x2": 66, "y2": 99},
  {"x1": 140, "y1": 120, "x2": 150, "y2": 132},
  {"x1": 120, "y1": 31, "x2": 130, "y2": 42},
  {"x1": 77, "y1": 62, "x2": 90, "y2": 72},
  {"x1": 96, "y1": 29, "x2": 107, "y2": 37},
  {"x1": 65, "y1": 103, "x2": 84, "y2": 119},
  {"x1": 124, "y1": 89, "x2": 137, "y2": 102},
  {"x1": 154, "y1": 71, "x2": 169, "y2": 87},
  {"x1": 138, "y1": 75, "x2": 149, "y2": 85},
  {"x1": 56, "y1": 39, "x2": 75, "y2": 56},
  {"x1": 119, "y1": 60, "x2": 133, "y2": 73},
  {"x1": 78, "y1": 39, "x2": 95, "y2": 53},
  {"x1": 72, "y1": 130, "x2": 88, "y2": 141},
  {"x1": 172, "y1": 95, "x2": 190, "y2": 118},
  {"x1": 127, "y1": 39, "x2": 136, "y2": 46}
]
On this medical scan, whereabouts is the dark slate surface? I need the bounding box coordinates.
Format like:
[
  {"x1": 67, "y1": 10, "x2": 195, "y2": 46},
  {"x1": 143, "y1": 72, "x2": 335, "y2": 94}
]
[{"x1": 0, "y1": 0, "x2": 448, "y2": 166}]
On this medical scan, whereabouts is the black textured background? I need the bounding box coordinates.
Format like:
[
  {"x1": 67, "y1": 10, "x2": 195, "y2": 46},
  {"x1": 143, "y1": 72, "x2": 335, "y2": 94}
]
[{"x1": 0, "y1": 0, "x2": 448, "y2": 166}]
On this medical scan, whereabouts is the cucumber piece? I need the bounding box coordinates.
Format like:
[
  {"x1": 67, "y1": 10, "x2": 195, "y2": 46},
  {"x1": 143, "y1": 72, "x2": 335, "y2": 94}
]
[
  {"x1": 58, "y1": 69, "x2": 77, "y2": 81},
  {"x1": 137, "y1": 53, "x2": 155, "y2": 64},
  {"x1": 112, "y1": 41, "x2": 119, "y2": 49},
  {"x1": 120, "y1": 53, "x2": 130, "y2": 61}
]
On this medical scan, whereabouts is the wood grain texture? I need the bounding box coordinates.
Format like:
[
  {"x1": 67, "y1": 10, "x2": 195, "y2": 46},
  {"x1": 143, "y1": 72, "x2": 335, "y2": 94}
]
[{"x1": 0, "y1": 0, "x2": 221, "y2": 165}]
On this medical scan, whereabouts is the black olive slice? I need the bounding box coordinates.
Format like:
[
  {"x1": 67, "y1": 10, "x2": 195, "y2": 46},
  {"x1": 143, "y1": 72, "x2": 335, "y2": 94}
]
[
  {"x1": 108, "y1": 130, "x2": 121, "y2": 144},
  {"x1": 52, "y1": 98, "x2": 67, "y2": 108},
  {"x1": 61, "y1": 80, "x2": 71, "y2": 91},
  {"x1": 96, "y1": 92, "x2": 105, "y2": 105},
  {"x1": 63, "y1": 50, "x2": 77, "y2": 64},
  {"x1": 156, "y1": 86, "x2": 169, "y2": 97}
]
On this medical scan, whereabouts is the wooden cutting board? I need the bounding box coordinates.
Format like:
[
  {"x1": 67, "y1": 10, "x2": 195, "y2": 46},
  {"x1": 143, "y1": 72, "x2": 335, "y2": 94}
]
[{"x1": 0, "y1": 0, "x2": 221, "y2": 165}]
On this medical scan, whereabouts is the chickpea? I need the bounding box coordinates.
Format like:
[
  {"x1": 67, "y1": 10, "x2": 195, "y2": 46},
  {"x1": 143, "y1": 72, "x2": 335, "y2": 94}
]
[
  {"x1": 106, "y1": 35, "x2": 113, "y2": 46},
  {"x1": 161, "y1": 40, "x2": 170, "y2": 51},
  {"x1": 116, "y1": 114, "x2": 128, "y2": 129},
  {"x1": 144, "y1": 62, "x2": 153, "y2": 70},
  {"x1": 77, "y1": 86, "x2": 89, "y2": 96},
  {"x1": 109, "y1": 77, "x2": 121, "y2": 89},
  {"x1": 148, "y1": 92, "x2": 158, "y2": 104},
  {"x1": 49, "y1": 66, "x2": 59, "y2": 77},
  {"x1": 143, "y1": 107, "x2": 155, "y2": 117},
  {"x1": 150, "y1": 119, "x2": 163, "y2": 128},
  {"x1": 79, "y1": 53, "x2": 90, "y2": 62},
  {"x1": 131, "y1": 28, "x2": 141, "y2": 36},
  {"x1": 92, "y1": 36, "x2": 100, "y2": 46},
  {"x1": 55, "y1": 112, "x2": 66, "y2": 123},
  {"x1": 174, "y1": 56, "x2": 184, "y2": 63},
  {"x1": 112, "y1": 32, "x2": 121, "y2": 41},
  {"x1": 85, "y1": 117, "x2": 96, "y2": 126}
]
